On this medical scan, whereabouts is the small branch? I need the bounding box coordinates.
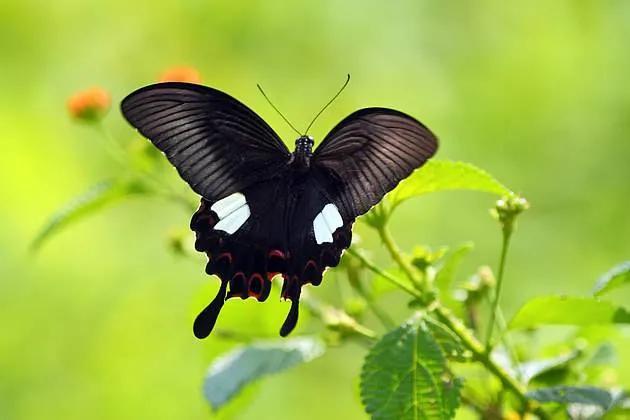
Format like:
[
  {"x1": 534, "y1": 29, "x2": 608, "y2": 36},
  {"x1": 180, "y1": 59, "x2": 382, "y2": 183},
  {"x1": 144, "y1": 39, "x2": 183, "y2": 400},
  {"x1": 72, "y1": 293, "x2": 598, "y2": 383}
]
[
  {"x1": 485, "y1": 231, "x2": 512, "y2": 349},
  {"x1": 301, "y1": 291, "x2": 377, "y2": 340},
  {"x1": 485, "y1": 195, "x2": 528, "y2": 350},
  {"x1": 95, "y1": 123, "x2": 197, "y2": 212},
  {"x1": 346, "y1": 248, "x2": 421, "y2": 299},
  {"x1": 484, "y1": 293, "x2": 523, "y2": 380},
  {"x1": 378, "y1": 225, "x2": 425, "y2": 292}
]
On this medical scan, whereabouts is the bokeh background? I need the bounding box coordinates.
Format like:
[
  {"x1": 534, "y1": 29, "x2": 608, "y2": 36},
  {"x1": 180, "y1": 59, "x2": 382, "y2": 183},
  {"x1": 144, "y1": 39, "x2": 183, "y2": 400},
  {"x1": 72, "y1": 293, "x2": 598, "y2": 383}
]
[{"x1": 1, "y1": 1, "x2": 629, "y2": 419}]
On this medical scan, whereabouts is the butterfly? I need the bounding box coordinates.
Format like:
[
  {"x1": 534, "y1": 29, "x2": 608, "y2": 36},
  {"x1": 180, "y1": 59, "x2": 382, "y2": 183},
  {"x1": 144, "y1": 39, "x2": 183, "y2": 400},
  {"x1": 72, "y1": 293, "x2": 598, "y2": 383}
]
[{"x1": 121, "y1": 80, "x2": 438, "y2": 339}]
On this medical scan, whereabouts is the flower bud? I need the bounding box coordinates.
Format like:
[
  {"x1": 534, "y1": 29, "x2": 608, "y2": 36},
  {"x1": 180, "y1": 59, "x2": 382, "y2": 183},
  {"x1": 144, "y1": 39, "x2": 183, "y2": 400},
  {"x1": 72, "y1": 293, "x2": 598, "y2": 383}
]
[
  {"x1": 159, "y1": 66, "x2": 202, "y2": 83},
  {"x1": 491, "y1": 195, "x2": 529, "y2": 236},
  {"x1": 67, "y1": 87, "x2": 111, "y2": 122}
]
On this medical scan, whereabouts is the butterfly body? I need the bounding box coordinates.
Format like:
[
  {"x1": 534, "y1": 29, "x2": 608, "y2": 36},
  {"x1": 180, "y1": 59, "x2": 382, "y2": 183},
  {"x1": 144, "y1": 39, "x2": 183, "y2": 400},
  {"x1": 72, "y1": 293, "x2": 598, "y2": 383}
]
[{"x1": 121, "y1": 82, "x2": 438, "y2": 338}]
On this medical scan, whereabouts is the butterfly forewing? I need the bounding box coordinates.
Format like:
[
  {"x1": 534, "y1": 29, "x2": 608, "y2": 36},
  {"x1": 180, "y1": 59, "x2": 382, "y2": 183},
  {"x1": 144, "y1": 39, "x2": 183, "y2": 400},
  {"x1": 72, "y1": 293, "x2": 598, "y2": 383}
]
[
  {"x1": 121, "y1": 82, "x2": 290, "y2": 201},
  {"x1": 312, "y1": 108, "x2": 438, "y2": 220}
]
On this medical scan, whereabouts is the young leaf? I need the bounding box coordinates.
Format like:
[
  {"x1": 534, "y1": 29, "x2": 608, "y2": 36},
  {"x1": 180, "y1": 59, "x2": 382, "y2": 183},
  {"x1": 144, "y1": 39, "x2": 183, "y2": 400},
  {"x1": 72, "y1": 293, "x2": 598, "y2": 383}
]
[
  {"x1": 434, "y1": 242, "x2": 474, "y2": 296},
  {"x1": 509, "y1": 296, "x2": 630, "y2": 330},
  {"x1": 514, "y1": 351, "x2": 579, "y2": 385},
  {"x1": 526, "y1": 386, "x2": 613, "y2": 408},
  {"x1": 389, "y1": 160, "x2": 513, "y2": 210},
  {"x1": 371, "y1": 267, "x2": 413, "y2": 296},
  {"x1": 360, "y1": 318, "x2": 461, "y2": 419},
  {"x1": 203, "y1": 337, "x2": 325, "y2": 411},
  {"x1": 31, "y1": 178, "x2": 152, "y2": 250},
  {"x1": 592, "y1": 261, "x2": 630, "y2": 297}
]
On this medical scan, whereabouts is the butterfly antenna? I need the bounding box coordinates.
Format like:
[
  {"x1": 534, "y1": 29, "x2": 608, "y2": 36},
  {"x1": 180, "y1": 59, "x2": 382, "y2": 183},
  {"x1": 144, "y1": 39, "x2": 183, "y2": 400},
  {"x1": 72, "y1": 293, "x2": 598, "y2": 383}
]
[
  {"x1": 257, "y1": 83, "x2": 302, "y2": 136},
  {"x1": 304, "y1": 74, "x2": 350, "y2": 134}
]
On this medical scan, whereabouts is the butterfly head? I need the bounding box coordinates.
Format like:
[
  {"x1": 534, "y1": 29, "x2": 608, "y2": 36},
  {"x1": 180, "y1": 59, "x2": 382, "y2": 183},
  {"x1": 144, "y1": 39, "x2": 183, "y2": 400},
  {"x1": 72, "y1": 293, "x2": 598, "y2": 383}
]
[
  {"x1": 295, "y1": 135, "x2": 314, "y2": 153},
  {"x1": 292, "y1": 135, "x2": 314, "y2": 170}
]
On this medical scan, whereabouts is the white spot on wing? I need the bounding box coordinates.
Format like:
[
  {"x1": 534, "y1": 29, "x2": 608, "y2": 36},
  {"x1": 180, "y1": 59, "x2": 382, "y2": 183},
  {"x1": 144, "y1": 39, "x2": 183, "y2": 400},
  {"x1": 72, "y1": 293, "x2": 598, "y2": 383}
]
[
  {"x1": 211, "y1": 192, "x2": 247, "y2": 219},
  {"x1": 214, "y1": 204, "x2": 251, "y2": 234},
  {"x1": 322, "y1": 204, "x2": 343, "y2": 232},
  {"x1": 211, "y1": 192, "x2": 250, "y2": 234},
  {"x1": 313, "y1": 203, "x2": 342, "y2": 244},
  {"x1": 313, "y1": 213, "x2": 333, "y2": 244}
]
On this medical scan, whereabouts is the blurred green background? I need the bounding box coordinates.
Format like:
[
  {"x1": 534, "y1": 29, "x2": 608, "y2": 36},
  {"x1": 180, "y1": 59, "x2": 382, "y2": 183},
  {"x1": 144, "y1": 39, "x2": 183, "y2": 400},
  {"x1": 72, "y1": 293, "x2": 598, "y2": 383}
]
[{"x1": 1, "y1": 1, "x2": 629, "y2": 419}]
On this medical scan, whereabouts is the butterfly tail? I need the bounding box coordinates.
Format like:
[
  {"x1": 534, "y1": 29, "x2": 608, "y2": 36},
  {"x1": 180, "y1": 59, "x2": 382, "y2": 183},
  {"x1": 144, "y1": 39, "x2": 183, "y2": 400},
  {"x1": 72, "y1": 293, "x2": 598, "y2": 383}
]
[
  {"x1": 193, "y1": 279, "x2": 228, "y2": 339},
  {"x1": 280, "y1": 286, "x2": 301, "y2": 337}
]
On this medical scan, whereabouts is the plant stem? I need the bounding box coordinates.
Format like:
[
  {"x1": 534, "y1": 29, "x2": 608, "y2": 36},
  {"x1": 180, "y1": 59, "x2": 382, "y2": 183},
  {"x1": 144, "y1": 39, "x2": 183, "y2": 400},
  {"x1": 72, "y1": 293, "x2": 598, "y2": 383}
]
[
  {"x1": 345, "y1": 255, "x2": 395, "y2": 329},
  {"x1": 484, "y1": 294, "x2": 523, "y2": 379},
  {"x1": 377, "y1": 225, "x2": 425, "y2": 291},
  {"x1": 485, "y1": 230, "x2": 512, "y2": 350},
  {"x1": 95, "y1": 123, "x2": 197, "y2": 211},
  {"x1": 301, "y1": 291, "x2": 378, "y2": 340},
  {"x1": 346, "y1": 248, "x2": 422, "y2": 299}
]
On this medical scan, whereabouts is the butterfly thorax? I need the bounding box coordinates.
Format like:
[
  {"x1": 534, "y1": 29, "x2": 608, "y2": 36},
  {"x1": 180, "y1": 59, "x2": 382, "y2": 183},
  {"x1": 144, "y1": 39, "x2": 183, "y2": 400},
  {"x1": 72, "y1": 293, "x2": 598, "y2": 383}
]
[{"x1": 290, "y1": 135, "x2": 315, "y2": 172}]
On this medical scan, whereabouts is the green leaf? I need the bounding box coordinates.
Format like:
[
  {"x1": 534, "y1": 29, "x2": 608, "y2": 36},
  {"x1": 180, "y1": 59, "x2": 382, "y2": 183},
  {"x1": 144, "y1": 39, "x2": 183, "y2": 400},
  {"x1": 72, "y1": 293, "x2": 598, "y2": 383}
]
[
  {"x1": 593, "y1": 261, "x2": 630, "y2": 297},
  {"x1": 526, "y1": 386, "x2": 613, "y2": 409},
  {"x1": 586, "y1": 343, "x2": 617, "y2": 367},
  {"x1": 371, "y1": 267, "x2": 413, "y2": 296},
  {"x1": 434, "y1": 242, "x2": 474, "y2": 295},
  {"x1": 514, "y1": 352, "x2": 579, "y2": 384},
  {"x1": 567, "y1": 389, "x2": 630, "y2": 419},
  {"x1": 389, "y1": 160, "x2": 513, "y2": 209},
  {"x1": 424, "y1": 317, "x2": 470, "y2": 362},
  {"x1": 360, "y1": 318, "x2": 461, "y2": 419},
  {"x1": 509, "y1": 296, "x2": 630, "y2": 330},
  {"x1": 31, "y1": 178, "x2": 152, "y2": 250},
  {"x1": 203, "y1": 337, "x2": 325, "y2": 410}
]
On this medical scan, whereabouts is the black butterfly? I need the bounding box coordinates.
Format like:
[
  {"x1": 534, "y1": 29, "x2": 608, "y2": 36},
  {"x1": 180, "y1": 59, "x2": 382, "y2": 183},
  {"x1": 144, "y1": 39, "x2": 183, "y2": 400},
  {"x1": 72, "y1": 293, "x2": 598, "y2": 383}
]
[{"x1": 121, "y1": 81, "x2": 438, "y2": 339}]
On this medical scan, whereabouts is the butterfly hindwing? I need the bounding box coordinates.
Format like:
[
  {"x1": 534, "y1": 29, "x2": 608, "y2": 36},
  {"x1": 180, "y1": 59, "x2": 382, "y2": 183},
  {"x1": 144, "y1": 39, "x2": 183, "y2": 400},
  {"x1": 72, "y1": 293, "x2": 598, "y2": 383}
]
[
  {"x1": 312, "y1": 107, "x2": 438, "y2": 220},
  {"x1": 190, "y1": 169, "x2": 353, "y2": 338},
  {"x1": 121, "y1": 82, "x2": 290, "y2": 201}
]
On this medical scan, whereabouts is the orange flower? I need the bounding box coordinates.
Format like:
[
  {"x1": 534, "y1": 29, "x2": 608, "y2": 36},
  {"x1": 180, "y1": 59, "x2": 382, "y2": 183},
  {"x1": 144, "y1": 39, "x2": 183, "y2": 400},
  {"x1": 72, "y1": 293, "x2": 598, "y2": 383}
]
[
  {"x1": 158, "y1": 66, "x2": 202, "y2": 84},
  {"x1": 67, "y1": 87, "x2": 111, "y2": 122}
]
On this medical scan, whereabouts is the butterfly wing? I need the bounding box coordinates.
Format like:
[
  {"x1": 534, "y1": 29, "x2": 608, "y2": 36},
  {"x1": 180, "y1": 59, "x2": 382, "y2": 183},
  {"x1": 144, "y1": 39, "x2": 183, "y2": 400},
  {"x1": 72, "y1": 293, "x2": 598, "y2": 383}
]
[
  {"x1": 121, "y1": 82, "x2": 290, "y2": 201},
  {"x1": 190, "y1": 167, "x2": 353, "y2": 338},
  {"x1": 122, "y1": 82, "x2": 294, "y2": 338},
  {"x1": 312, "y1": 107, "x2": 438, "y2": 220}
]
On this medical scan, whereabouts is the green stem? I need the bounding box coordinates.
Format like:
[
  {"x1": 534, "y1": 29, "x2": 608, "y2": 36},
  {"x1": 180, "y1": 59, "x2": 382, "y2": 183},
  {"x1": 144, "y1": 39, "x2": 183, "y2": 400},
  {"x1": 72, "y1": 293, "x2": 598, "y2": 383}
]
[
  {"x1": 301, "y1": 291, "x2": 377, "y2": 340},
  {"x1": 94, "y1": 123, "x2": 197, "y2": 211},
  {"x1": 484, "y1": 293, "x2": 522, "y2": 379},
  {"x1": 346, "y1": 248, "x2": 421, "y2": 299},
  {"x1": 485, "y1": 230, "x2": 512, "y2": 350},
  {"x1": 377, "y1": 225, "x2": 425, "y2": 291}
]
